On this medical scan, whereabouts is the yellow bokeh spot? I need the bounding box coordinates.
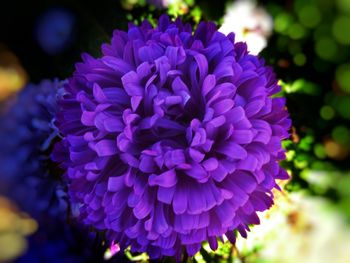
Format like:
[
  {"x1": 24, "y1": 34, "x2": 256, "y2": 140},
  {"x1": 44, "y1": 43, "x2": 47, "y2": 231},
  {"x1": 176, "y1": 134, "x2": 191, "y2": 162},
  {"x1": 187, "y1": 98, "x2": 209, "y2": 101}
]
[
  {"x1": 0, "y1": 196, "x2": 38, "y2": 261},
  {"x1": 0, "y1": 233, "x2": 28, "y2": 262},
  {"x1": 0, "y1": 49, "x2": 27, "y2": 100}
]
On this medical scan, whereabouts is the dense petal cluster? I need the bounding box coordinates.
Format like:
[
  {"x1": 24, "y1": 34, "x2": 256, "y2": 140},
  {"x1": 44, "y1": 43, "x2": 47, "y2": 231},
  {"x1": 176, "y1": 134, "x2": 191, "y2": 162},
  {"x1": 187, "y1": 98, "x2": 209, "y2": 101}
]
[{"x1": 52, "y1": 15, "x2": 291, "y2": 259}]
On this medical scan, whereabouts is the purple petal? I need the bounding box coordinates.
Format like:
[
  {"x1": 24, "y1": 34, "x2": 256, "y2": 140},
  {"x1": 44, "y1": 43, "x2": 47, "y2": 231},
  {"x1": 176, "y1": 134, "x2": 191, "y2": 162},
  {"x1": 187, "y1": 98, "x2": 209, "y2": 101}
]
[
  {"x1": 216, "y1": 142, "x2": 247, "y2": 159},
  {"x1": 108, "y1": 176, "x2": 125, "y2": 192},
  {"x1": 173, "y1": 184, "x2": 188, "y2": 214},
  {"x1": 157, "y1": 186, "x2": 176, "y2": 204},
  {"x1": 149, "y1": 169, "x2": 177, "y2": 188},
  {"x1": 93, "y1": 140, "x2": 118, "y2": 156}
]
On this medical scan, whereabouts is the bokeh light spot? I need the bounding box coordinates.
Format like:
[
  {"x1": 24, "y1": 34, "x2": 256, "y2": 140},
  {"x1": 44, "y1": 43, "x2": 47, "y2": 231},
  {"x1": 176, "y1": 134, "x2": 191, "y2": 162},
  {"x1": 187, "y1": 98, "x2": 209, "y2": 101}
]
[
  {"x1": 286, "y1": 150, "x2": 296, "y2": 161},
  {"x1": 36, "y1": 8, "x2": 76, "y2": 55},
  {"x1": 315, "y1": 37, "x2": 338, "y2": 61},
  {"x1": 314, "y1": 144, "x2": 327, "y2": 159},
  {"x1": 294, "y1": 53, "x2": 306, "y2": 66},
  {"x1": 0, "y1": 233, "x2": 27, "y2": 262},
  {"x1": 0, "y1": 197, "x2": 37, "y2": 261},
  {"x1": 298, "y1": 5, "x2": 321, "y2": 28},
  {"x1": 294, "y1": 154, "x2": 310, "y2": 169},
  {"x1": 337, "y1": 173, "x2": 350, "y2": 196},
  {"x1": 336, "y1": 63, "x2": 350, "y2": 93},
  {"x1": 320, "y1": 105, "x2": 335, "y2": 120},
  {"x1": 333, "y1": 96, "x2": 350, "y2": 119},
  {"x1": 332, "y1": 16, "x2": 350, "y2": 45},
  {"x1": 332, "y1": 126, "x2": 350, "y2": 144},
  {"x1": 336, "y1": 0, "x2": 350, "y2": 13},
  {"x1": 288, "y1": 23, "x2": 306, "y2": 39},
  {"x1": 325, "y1": 139, "x2": 348, "y2": 160},
  {"x1": 275, "y1": 13, "x2": 293, "y2": 33},
  {"x1": 284, "y1": 79, "x2": 319, "y2": 95},
  {"x1": 0, "y1": 49, "x2": 27, "y2": 100}
]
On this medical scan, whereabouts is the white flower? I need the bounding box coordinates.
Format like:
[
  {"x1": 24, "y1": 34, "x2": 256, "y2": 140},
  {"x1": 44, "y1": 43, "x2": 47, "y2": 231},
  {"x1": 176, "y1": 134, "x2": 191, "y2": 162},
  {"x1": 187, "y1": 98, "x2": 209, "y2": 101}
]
[{"x1": 219, "y1": 0, "x2": 273, "y2": 54}]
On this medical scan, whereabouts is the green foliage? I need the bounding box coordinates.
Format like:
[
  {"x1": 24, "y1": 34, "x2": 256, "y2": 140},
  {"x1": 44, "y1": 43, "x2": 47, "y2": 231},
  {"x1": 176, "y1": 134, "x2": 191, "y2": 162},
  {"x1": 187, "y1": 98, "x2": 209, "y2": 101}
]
[{"x1": 263, "y1": 0, "x2": 350, "y2": 229}]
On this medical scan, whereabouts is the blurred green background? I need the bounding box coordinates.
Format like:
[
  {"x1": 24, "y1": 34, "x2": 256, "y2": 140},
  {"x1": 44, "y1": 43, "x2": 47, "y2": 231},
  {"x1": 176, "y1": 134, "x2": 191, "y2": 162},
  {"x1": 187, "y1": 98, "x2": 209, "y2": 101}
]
[{"x1": 0, "y1": 0, "x2": 350, "y2": 262}]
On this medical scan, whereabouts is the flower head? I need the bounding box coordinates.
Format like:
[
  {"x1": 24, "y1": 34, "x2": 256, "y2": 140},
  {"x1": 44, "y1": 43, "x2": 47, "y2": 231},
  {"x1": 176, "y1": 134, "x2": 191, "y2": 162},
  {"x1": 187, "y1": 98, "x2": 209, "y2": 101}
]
[
  {"x1": 0, "y1": 80, "x2": 65, "y2": 217},
  {"x1": 52, "y1": 15, "x2": 291, "y2": 259}
]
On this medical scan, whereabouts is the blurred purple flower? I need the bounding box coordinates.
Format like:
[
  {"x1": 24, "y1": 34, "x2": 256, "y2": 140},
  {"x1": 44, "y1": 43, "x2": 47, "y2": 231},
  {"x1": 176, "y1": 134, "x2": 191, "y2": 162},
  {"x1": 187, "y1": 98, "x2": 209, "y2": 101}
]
[
  {"x1": 0, "y1": 80, "x2": 108, "y2": 262},
  {"x1": 0, "y1": 80, "x2": 66, "y2": 217},
  {"x1": 52, "y1": 15, "x2": 291, "y2": 259}
]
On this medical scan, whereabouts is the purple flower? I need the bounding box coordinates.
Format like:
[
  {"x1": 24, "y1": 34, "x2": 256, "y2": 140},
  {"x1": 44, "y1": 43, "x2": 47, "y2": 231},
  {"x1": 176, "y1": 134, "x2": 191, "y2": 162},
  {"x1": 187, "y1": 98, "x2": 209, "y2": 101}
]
[{"x1": 52, "y1": 15, "x2": 291, "y2": 259}]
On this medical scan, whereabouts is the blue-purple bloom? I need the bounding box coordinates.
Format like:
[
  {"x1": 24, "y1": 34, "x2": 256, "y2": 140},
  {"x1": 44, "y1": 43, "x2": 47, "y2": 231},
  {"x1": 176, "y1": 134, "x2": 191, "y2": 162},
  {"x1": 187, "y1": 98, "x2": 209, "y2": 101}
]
[
  {"x1": 52, "y1": 15, "x2": 291, "y2": 259},
  {"x1": 0, "y1": 80, "x2": 65, "y2": 217}
]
